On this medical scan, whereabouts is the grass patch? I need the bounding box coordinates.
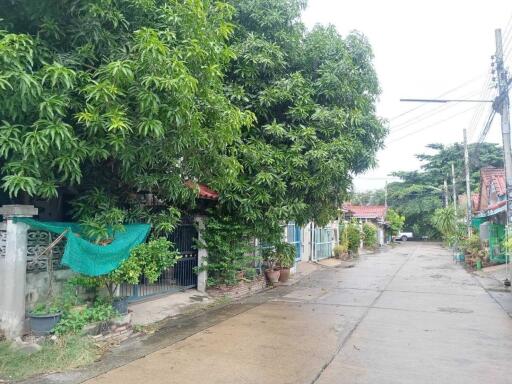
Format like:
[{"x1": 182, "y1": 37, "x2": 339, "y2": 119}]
[{"x1": 0, "y1": 335, "x2": 99, "y2": 381}]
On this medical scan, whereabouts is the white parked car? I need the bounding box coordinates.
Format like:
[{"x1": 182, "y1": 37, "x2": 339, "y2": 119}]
[{"x1": 395, "y1": 232, "x2": 413, "y2": 241}]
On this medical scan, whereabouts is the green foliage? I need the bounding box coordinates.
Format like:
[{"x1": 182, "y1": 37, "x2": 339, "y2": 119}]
[
  {"x1": 383, "y1": 142, "x2": 503, "y2": 238},
  {"x1": 345, "y1": 221, "x2": 361, "y2": 254},
  {"x1": 126, "y1": 237, "x2": 180, "y2": 283},
  {"x1": 200, "y1": 216, "x2": 257, "y2": 286},
  {"x1": 0, "y1": 0, "x2": 251, "y2": 208},
  {"x1": 362, "y1": 222, "x2": 377, "y2": 248},
  {"x1": 351, "y1": 189, "x2": 385, "y2": 206},
  {"x1": 53, "y1": 299, "x2": 117, "y2": 336},
  {"x1": 73, "y1": 238, "x2": 180, "y2": 298},
  {"x1": 30, "y1": 302, "x2": 60, "y2": 315},
  {"x1": 275, "y1": 242, "x2": 296, "y2": 268},
  {"x1": 462, "y1": 234, "x2": 483, "y2": 258},
  {"x1": 215, "y1": 0, "x2": 386, "y2": 232},
  {"x1": 385, "y1": 208, "x2": 405, "y2": 236},
  {"x1": 431, "y1": 207, "x2": 457, "y2": 239},
  {"x1": 1, "y1": 0, "x2": 385, "y2": 241}
]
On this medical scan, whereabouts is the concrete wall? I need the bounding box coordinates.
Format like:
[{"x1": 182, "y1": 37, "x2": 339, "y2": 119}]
[{"x1": 25, "y1": 269, "x2": 76, "y2": 310}]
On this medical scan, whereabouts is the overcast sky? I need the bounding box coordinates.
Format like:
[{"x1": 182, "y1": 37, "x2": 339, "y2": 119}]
[{"x1": 302, "y1": 0, "x2": 512, "y2": 191}]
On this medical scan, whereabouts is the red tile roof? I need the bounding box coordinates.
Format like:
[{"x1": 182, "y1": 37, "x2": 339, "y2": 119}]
[
  {"x1": 481, "y1": 167, "x2": 506, "y2": 196},
  {"x1": 487, "y1": 200, "x2": 506, "y2": 211},
  {"x1": 185, "y1": 181, "x2": 219, "y2": 200},
  {"x1": 344, "y1": 204, "x2": 387, "y2": 219}
]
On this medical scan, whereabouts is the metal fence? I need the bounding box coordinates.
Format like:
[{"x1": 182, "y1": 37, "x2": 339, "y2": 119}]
[
  {"x1": 121, "y1": 221, "x2": 199, "y2": 301},
  {"x1": 314, "y1": 227, "x2": 333, "y2": 260}
]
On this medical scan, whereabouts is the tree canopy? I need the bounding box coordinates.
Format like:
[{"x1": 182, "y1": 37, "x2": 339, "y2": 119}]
[
  {"x1": 219, "y1": 0, "x2": 386, "y2": 239},
  {"x1": 362, "y1": 142, "x2": 504, "y2": 238},
  {"x1": 0, "y1": 0, "x2": 250, "y2": 206},
  {"x1": 1, "y1": 0, "x2": 386, "y2": 241}
]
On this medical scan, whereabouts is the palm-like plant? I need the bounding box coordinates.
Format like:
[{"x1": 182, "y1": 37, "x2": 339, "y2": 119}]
[{"x1": 432, "y1": 207, "x2": 461, "y2": 246}]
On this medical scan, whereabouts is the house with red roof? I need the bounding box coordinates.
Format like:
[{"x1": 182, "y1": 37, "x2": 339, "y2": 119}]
[
  {"x1": 473, "y1": 167, "x2": 507, "y2": 264},
  {"x1": 343, "y1": 204, "x2": 388, "y2": 246},
  {"x1": 475, "y1": 167, "x2": 506, "y2": 219}
]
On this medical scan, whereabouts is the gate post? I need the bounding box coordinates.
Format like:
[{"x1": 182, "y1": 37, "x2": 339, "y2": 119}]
[
  {"x1": 0, "y1": 205, "x2": 38, "y2": 339},
  {"x1": 195, "y1": 216, "x2": 207, "y2": 293}
]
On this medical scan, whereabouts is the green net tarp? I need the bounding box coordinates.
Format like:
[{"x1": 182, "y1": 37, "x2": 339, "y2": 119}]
[{"x1": 15, "y1": 218, "x2": 151, "y2": 276}]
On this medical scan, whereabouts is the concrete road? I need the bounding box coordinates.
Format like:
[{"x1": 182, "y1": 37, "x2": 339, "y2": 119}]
[{"x1": 86, "y1": 243, "x2": 512, "y2": 384}]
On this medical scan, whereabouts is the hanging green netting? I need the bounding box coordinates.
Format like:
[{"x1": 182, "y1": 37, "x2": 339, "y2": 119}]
[{"x1": 14, "y1": 217, "x2": 151, "y2": 276}]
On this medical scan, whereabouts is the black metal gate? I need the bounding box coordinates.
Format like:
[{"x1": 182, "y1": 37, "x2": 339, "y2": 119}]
[{"x1": 121, "y1": 220, "x2": 198, "y2": 301}]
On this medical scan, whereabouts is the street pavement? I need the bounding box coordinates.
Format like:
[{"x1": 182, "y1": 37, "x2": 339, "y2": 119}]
[{"x1": 84, "y1": 242, "x2": 512, "y2": 384}]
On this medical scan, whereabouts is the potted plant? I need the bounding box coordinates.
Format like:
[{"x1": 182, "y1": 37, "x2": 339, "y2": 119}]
[
  {"x1": 29, "y1": 302, "x2": 62, "y2": 336},
  {"x1": 262, "y1": 248, "x2": 280, "y2": 284},
  {"x1": 276, "y1": 243, "x2": 296, "y2": 283}
]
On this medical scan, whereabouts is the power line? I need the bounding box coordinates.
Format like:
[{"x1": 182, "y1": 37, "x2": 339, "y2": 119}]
[
  {"x1": 388, "y1": 73, "x2": 486, "y2": 122},
  {"x1": 391, "y1": 89, "x2": 483, "y2": 133},
  {"x1": 387, "y1": 104, "x2": 481, "y2": 144}
]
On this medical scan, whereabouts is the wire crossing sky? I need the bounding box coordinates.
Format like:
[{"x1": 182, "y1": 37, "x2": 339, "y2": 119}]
[{"x1": 303, "y1": 0, "x2": 512, "y2": 191}]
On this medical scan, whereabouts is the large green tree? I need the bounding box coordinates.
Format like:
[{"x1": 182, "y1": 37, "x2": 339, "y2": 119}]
[
  {"x1": 1, "y1": 0, "x2": 386, "y2": 245},
  {"x1": 385, "y1": 142, "x2": 503, "y2": 238},
  {"x1": 218, "y1": 0, "x2": 387, "y2": 240},
  {"x1": 0, "y1": 0, "x2": 250, "y2": 209}
]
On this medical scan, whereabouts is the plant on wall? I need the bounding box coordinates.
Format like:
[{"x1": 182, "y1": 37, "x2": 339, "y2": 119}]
[{"x1": 199, "y1": 216, "x2": 258, "y2": 287}]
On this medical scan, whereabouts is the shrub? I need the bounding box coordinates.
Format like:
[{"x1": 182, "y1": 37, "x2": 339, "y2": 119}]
[
  {"x1": 72, "y1": 238, "x2": 180, "y2": 299},
  {"x1": 199, "y1": 216, "x2": 257, "y2": 287},
  {"x1": 362, "y1": 222, "x2": 377, "y2": 248},
  {"x1": 53, "y1": 299, "x2": 117, "y2": 336},
  {"x1": 346, "y1": 222, "x2": 361, "y2": 254},
  {"x1": 276, "y1": 242, "x2": 296, "y2": 268},
  {"x1": 385, "y1": 208, "x2": 405, "y2": 236},
  {"x1": 333, "y1": 244, "x2": 347, "y2": 258}
]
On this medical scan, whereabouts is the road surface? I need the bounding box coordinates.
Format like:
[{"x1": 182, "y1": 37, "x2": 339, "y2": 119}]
[{"x1": 83, "y1": 242, "x2": 512, "y2": 384}]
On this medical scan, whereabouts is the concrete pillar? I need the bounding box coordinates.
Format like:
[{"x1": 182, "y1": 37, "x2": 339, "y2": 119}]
[
  {"x1": 0, "y1": 205, "x2": 38, "y2": 339},
  {"x1": 195, "y1": 216, "x2": 207, "y2": 293}
]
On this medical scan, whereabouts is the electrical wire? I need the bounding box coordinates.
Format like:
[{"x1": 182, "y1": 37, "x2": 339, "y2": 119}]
[
  {"x1": 391, "y1": 89, "x2": 483, "y2": 133},
  {"x1": 388, "y1": 73, "x2": 486, "y2": 122},
  {"x1": 387, "y1": 104, "x2": 481, "y2": 144}
]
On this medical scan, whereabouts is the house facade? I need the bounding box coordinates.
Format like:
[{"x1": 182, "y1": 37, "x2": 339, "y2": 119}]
[
  {"x1": 473, "y1": 167, "x2": 507, "y2": 263},
  {"x1": 343, "y1": 204, "x2": 388, "y2": 246}
]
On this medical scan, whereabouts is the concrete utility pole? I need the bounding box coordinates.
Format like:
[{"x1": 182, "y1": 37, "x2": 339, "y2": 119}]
[
  {"x1": 444, "y1": 178, "x2": 449, "y2": 208},
  {"x1": 494, "y1": 29, "x2": 512, "y2": 286},
  {"x1": 464, "y1": 129, "x2": 472, "y2": 237},
  {"x1": 495, "y1": 29, "x2": 512, "y2": 224},
  {"x1": 451, "y1": 163, "x2": 457, "y2": 210}
]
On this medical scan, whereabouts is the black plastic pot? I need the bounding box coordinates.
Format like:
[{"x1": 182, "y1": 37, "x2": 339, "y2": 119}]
[
  {"x1": 29, "y1": 312, "x2": 62, "y2": 336},
  {"x1": 112, "y1": 297, "x2": 128, "y2": 314}
]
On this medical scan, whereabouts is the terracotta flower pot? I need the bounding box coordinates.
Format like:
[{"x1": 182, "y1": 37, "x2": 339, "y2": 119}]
[
  {"x1": 278, "y1": 267, "x2": 291, "y2": 282},
  {"x1": 265, "y1": 269, "x2": 280, "y2": 284}
]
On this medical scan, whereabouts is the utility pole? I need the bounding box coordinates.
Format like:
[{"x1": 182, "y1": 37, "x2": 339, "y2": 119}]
[
  {"x1": 494, "y1": 29, "x2": 512, "y2": 286},
  {"x1": 444, "y1": 178, "x2": 448, "y2": 208},
  {"x1": 463, "y1": 129, "x2": 472, "y2": 237},
  {"x1": 451, "y1": 163, "x2": 457, "y2": 210}
]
